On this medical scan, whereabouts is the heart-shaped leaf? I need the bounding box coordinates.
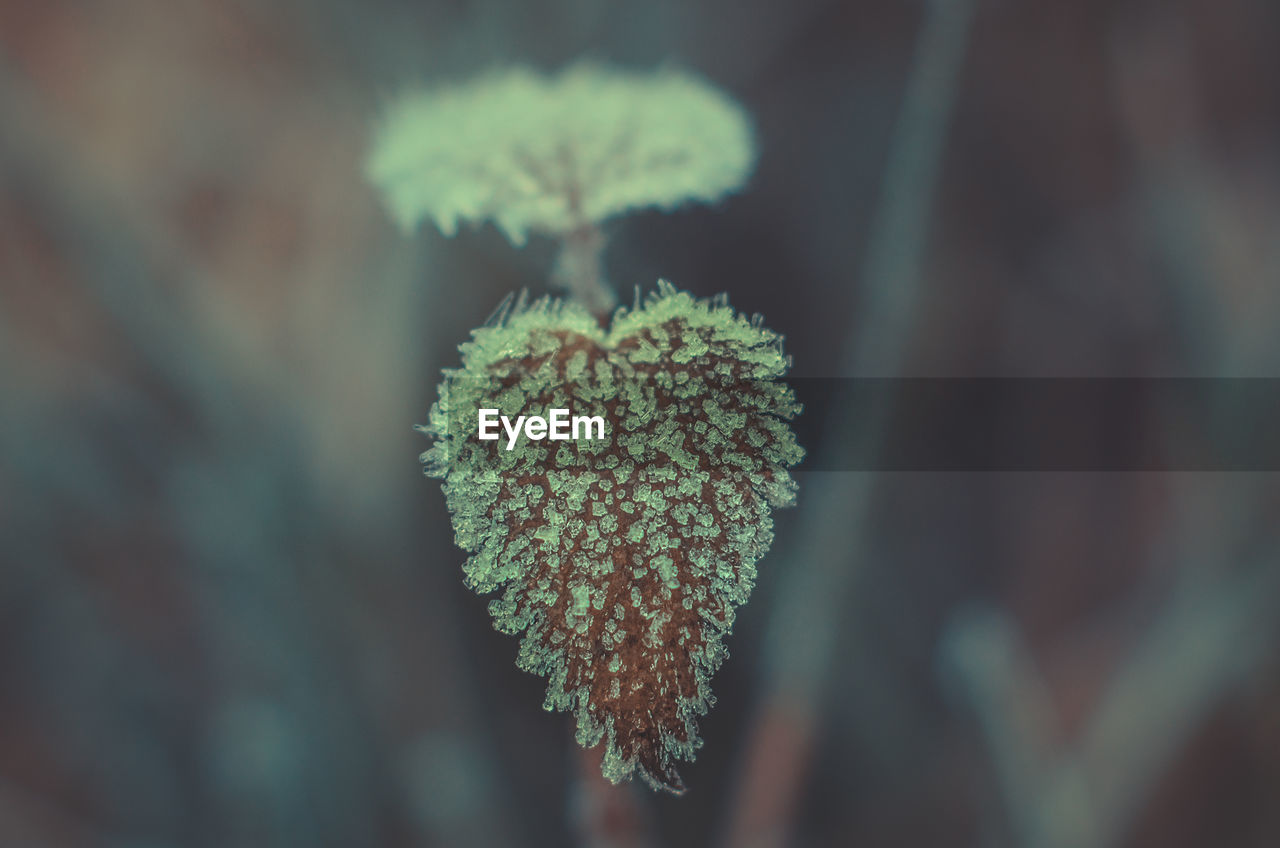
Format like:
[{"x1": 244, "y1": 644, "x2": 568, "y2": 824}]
[{"x1": 420, "y1": 281, "x2": 803, "y2": 792}]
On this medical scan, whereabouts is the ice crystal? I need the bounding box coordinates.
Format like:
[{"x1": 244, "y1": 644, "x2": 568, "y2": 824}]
[
  {"x1": 420, "y1": 282, "x2": 802, "y2": 792},
  {"x1": 367, "y1": 64, "x2": 756, "y2": 244}
]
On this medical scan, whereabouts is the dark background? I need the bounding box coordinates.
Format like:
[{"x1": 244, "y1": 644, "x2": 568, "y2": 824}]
[{"x1": 2, "y1": 1, "x2": 1278, "y2": 846}]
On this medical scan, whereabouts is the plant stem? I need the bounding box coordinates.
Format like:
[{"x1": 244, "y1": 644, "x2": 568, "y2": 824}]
[
  {"x1": 553, "y1": 224, "x2": 617, "y2": 319},
  {"x1": 569, "y1": 742, "x2": 657, "y2": 848}
]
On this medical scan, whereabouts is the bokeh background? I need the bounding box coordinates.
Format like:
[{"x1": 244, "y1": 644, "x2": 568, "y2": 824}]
[{"x1": 2, "y1": 0, "x2": 1278, "y2": 846}]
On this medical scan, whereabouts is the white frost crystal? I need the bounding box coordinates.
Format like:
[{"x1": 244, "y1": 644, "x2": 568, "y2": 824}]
[{"x1": 366, "y1": 63, "x2": 756, "y2": 244}]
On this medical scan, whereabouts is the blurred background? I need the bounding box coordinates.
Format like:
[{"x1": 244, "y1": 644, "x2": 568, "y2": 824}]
[{"x1": 2, "y1": 0, "x2": 1278, "y2": 846}]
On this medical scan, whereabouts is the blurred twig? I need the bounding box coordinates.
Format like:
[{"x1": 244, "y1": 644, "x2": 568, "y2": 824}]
[
  {"x1": 0, "y1": 62, "x2": 281, "y2": 440},
  {"x1": 937, "y1": 19, "x2": 1280, "y2": 848},
  {"x1": 0, "y1": 21, "x2": 532, "y2": 843},
  {"x1": 720, "y1": 1, "x2": 976, "y2": 845},
  {"x1": 941, "y1": 554, "x2": 1280, "y2": 848}
]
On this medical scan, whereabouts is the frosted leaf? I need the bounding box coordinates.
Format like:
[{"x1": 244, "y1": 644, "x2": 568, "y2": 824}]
[
  {"x1": 419, "y1": 282, "x2": 803, "y2": 793},
  {"x1": 367, "y1": 64, "x2": 756, "y2": 244}
]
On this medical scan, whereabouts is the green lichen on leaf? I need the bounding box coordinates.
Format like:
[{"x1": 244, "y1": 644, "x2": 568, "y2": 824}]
[{"x1": 419, "y1": 281, "x2": 802, "y2": 793}]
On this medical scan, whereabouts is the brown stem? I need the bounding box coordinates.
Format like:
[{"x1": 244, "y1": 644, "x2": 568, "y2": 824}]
[
  {"x1": 718, "y1": 699, "x2": 816, "y2": 848},
  {"x1": 569, "y1": 742, "x2": 657, "y2": 848}
]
